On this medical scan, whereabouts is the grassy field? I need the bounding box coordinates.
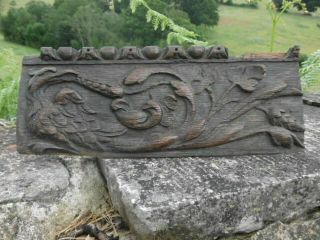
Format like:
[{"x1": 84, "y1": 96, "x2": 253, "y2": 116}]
[
  {"x1": 0, "y1": 33, "x2": 37, "y2": 77},
  {"x1": 0, "y1": 33, "x2": 37, "y2": 119},
  {"x1": 208, "y1": 3, "x2": 320, "y2": 56}
]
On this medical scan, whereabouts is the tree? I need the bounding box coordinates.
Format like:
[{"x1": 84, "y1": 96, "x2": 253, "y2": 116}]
[
  {"x1": 2, "y1": 0, "x2": 209, "y2": 48},
  {"x1": 113, "y1": 0, "x2": 207, "y2": 45},
  {"x1": 120, "y1": 0, "x2": 168, "y2": 46},
  {"x1": 71, "y1": 4, "x2": 124, "y2": 47},
  {"x1": 178, "y1": 0, "x2": 219, "y2": 26},
  {"x1": 43, "y1": 0, "x2": 99, "y2": 47},
  {"x1": 1, "y1": 7, "x2": 34, "y2": 44}
]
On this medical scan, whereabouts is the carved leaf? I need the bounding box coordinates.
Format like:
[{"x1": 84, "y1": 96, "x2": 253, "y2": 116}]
[
  {"x1": 183, "y1": 120, "x2": 206, "y2": 141},
  {"x1": 228, "y1": 65, "x2": 266, "y2": 92},
  {"x1": 267, "y1": 108, "x2": 305, "y2": 132},
  {"x1": 268, "y1": 87, "x2": 303, "y2": 98},
  {"x1": 114, "y1": 135, "x2": 178, "y2": 152},
  {"x1": 267, "y1": 127, "x2": 304, "y2": 148},
  {"x1": 170, "y1": 80, "x2": 194, "y2": 107},
  {"x1": 144, "y1": 135, "x2": 178, "y2": 151},
  {"x1": 237, "y1": 78, "x2": 259, "y2": 92},
  {"x1": 244, "y1": 65, "x2": 266, "y2": 80},
  {"x1": 184, "y1": 123, "x2": 245, "y2": 149},
  {"x1": 29, "y1": 67, "x2": 57, "y2": 77},
  {"x1": 124, "y1": 67, "x2": 185, "y2": 85},
  {"x1": 256, "y1": 82, "x2": 287, "y2": 100}
]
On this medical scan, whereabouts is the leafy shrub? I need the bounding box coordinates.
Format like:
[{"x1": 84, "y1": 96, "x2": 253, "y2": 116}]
[
  {"x1": 299, "y1": 53, "x2": 309, "y2": 67},
  {"x1": 300, "y1": 50, "x2": 320, "y2": 92}
]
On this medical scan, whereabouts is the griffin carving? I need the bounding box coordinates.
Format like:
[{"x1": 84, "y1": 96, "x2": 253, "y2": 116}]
[{"x1": 26, "y1": 64, "x2": 304, "y2": 154}]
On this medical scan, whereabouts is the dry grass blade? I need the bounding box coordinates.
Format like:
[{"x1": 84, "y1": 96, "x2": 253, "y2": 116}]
[{"x1": 55, "y1": 199, "x2": 122, "y2": 240}]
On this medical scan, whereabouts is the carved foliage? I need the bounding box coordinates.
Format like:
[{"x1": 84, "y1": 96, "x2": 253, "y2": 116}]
[{"x1": 25, "y1": 64, "x2": 304, "y2": 154}]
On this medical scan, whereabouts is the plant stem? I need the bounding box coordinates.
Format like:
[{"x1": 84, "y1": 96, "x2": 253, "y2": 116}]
[{"x1": 270, "y1": 19, "x2": 277, "y2": 52}]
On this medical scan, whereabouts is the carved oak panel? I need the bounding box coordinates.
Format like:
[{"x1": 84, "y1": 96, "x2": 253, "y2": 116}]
[{"x1": 17, "y1": 46, "x2": 305, "y2": 157}]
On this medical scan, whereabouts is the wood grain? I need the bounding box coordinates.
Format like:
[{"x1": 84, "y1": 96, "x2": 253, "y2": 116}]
[{"x1": 17, "y1": 46, "x2": 304, "y2": 158}]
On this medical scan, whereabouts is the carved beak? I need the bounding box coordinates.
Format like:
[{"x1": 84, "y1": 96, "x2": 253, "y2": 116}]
[
  {"x1": 55, "y1": 88, "x2": 84, "y2": 105},
  {"x1": 111, "y1": 99, "x2": 130, "y2": 111}
]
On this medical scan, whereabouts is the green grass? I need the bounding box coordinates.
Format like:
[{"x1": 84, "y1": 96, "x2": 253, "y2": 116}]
[
  {"x1": 207, "y1": 3, "x2": 320, "y2": 56},
  {"x1": 0, "y1": 34, "x2": 38, "y2": 119},
  {"x1": 0, "y1": 33, "x2": 38, "y2": 77},
  {"x1": 0, "y1": 33, "x2": 37, "y2": 55}
]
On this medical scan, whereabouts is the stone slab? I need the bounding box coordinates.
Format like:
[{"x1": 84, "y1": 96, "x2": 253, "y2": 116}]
[
  {"x1": 303, "y1": 93, "x2": 320, "y2": 107},
  {"x1": 0, "y1": 127, "x2": 109, "y2": 240},
  {"x1": 99, "y1": 104, "x2": 320, "y2": 240}
]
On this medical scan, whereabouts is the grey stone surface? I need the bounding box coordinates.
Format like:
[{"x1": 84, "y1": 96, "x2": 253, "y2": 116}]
[
  {"x1": 304, "y1": 93, "x2": 320, "y2": 107},
  {"x1": 221, "y1": 213, "x2": 320, "y2": 240},
  {"x1": 0, "y1": 127, "x2": 109, "y2": 240},
  {"x1": 99, "y1": 104, "x2": 320, "y2": 240}
]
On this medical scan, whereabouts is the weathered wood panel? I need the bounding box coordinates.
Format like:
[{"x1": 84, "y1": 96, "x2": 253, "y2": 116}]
[{"x1": 17, "y1": 46, "x2": 305, "y2": 157}]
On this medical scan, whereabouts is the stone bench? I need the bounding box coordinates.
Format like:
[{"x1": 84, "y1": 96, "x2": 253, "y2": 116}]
[
  {"x1": 100, "y1": 101, "x2": 320, "y2": 239},
  {"x1": 17, "y1": 45, "x2": 304, "y2": 157}
]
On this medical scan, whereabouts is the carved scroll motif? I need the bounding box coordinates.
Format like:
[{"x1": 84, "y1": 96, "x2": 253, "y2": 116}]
[
  {"x1": 26, "y1": 64, "x2": 304, "y2": 154},
  {"x1": 40, "y1": 45, "x2": 230, "y2": 61}
]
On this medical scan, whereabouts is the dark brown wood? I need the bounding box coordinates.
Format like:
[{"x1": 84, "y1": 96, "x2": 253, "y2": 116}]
[{"x1": 17, "y1": 46, "x2": 305, "y2": 158}]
